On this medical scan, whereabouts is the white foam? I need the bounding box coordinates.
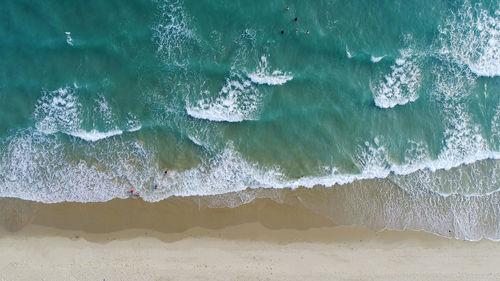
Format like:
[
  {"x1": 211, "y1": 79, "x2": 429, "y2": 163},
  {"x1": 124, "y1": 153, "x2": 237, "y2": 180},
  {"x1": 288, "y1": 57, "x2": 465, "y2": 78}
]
[
  {"x1": 381, "y1": 60, "x2": 499, "y2": 196},
  {"x1": 373, "y1": 48, "x2": 421, "y2": 108},
  {"x1": 34, "y1": 86, "x2": 82, "y2": 134},
  {"x1": 128, "y1": 126, "x2": 142, "y2": 132},
  {"x1": 69, "y1": 129, "x2": 123, "y2": 142},
  {"x1": 148, "y1": 132, "x2": 500, "y2": 199},
  {"x1": 186, "y1": 71, "x2": 261, "y2": 122},
  {"x1": 125, "y1": 112, "x2": 142, "y2": 132},
  {"x1": 147, "y1": 145, "x2": 284, "y2": 200},
  {"x1": 247, "y1": 56, "x2": 293, "y2": 86},
  {"x1": 153, "y1": 0, "x2": 198, "y2": 65},
  {"x1": 432, "y1": 62, "x2": 484, "y2": 168},
  {"x1": 65, "y1": 32, "x2": 73, "y2": 46},
  {"x1": 34, "y1": 87, "x2": 137, "y2": 141},
  {"x1": 2, "y1": 124, "x2": 500, "y2": 205},
  {"x1": 439, "y1": 2, "x2": 500, "y2": 77},
  {"x1": 370, "y1": 55, "x2": 385, "y2": 63},
  {"x1": 0, "y1": 129, "x2": 158, "y2": 203},
  {"x1": 346, "y1": 46, "x2": 353, "y2": 58},
  {"x1": 187, "y1": 134, "x2": 203, "y2": 146},
  {"x1": 492, "y1": 104, "x2": 500, "y2": 148}
]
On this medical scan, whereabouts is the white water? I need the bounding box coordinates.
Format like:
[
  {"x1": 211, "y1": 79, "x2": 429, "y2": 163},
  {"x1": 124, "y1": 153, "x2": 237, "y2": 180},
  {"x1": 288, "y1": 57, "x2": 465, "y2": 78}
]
[
  {"x1": 69, "y1": 130, "x2": 124, "y2": 142},
  {"x1": 247, "y1": 56, "x2": 293, "y2": 86},
  {"x1": 439, "y1": 2, "x2": 500, "y2": 77},
  {"x1": 186, "y1": 71, "x2": 262, "y2": 122},
  {"x1": 373, "y1": 48, "x2": 421, "y2": 108},
  {"x1": 34, "y1": 86, "x2": 142, "y2": 141},
  {"x1": 370, "y1": 55, "x2": 385, "y2": 63},
  {"x1": 65, "y1": 32, "x2": 73, "y2": 46}
]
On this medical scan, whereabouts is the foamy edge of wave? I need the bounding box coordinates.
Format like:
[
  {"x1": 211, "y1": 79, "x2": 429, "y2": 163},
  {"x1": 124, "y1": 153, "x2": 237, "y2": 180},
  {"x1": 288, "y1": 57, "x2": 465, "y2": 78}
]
[
  {"x1": 370, "y1": 55, "x2": 385, "y2": 63},
  {"x1": 439, "y1": 2, "x2": 500, "y2": 78},
  {"x1": 273, "y1": 151, "x2": 500, "y2": 197},
  {"x1": 185, "y1": 106, "x2": 250, "y2": 122},
  {"x1": 247, "y1": 72, "x2": 293, "y2": 86},
  {"x1": 247, "y1": 55, "x2": 293, "y2": 86},
  {"x1": 372, "y1": 49, "x2": 421, "y2": 109},
  {"x1": 38, "y1": 126, "x2": 142, "y2": 142},
  {"x1": 2, "y1": 129, "x2": 500, "y2": 209},
  {"x1": 68, "y1": 130, "x2": 124, "y2": 142}
]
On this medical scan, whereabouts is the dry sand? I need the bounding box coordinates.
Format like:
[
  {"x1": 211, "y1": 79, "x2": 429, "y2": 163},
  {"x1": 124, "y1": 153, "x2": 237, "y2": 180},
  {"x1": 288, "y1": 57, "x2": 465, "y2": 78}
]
[{"x1": 0, "y1": 197, "x2": 499, "y2": 281}]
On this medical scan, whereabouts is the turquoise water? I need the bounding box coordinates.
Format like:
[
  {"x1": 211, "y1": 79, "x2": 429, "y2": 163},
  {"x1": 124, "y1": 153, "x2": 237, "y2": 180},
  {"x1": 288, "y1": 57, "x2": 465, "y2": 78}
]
[{"x1": 1, "y1": 0, "x2": 500, "y2": 240}]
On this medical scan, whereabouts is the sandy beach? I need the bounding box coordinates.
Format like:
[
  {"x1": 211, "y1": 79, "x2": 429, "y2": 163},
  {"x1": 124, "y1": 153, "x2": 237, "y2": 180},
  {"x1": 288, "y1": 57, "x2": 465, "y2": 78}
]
[{"x1": 0, "y1": 197, "x2": 499, "y2": 281}]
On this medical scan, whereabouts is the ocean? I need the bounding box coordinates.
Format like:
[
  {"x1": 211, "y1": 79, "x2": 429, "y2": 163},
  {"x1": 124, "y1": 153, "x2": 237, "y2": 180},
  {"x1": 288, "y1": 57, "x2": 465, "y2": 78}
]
[{"x1": 0, "y1": 0, "x2": 499, "y2": 240}]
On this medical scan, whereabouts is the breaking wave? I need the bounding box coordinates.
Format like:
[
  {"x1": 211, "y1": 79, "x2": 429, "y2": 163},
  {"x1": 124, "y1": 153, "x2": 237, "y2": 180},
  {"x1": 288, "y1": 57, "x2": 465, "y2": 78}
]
[
  {"x1": 372, "y1": 48, "x2": 421, "y2": 108},
  {"x1": 186, "y1": 71, "x2": 262, "y2": 122},
  {"x1": 247, "y1": 56, "x2": 293, "y2": 86},
  {"x1": 370, "y1": 55, "x2": 385, "y2": 63},
  {"x1": 33, "y1": 86, "x2": 141, "y2": 141}
]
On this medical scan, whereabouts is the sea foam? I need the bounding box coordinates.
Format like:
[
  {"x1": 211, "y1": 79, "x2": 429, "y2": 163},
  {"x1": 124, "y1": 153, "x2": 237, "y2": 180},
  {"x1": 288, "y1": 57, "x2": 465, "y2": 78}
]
[
  {"x1": 370, "y1": 55, "x2": 385, "y2": 63},
  {"x1": 69, "y1": 129, "x2": 124, "y2": 142},
  {"x1": 153, "y1": 0, "x2": 198, "y2": 66},
  {"x1": 439, "y1": 2, "x2": 500, "y2": 77},
  {"x1": 373, "y1": 48, "x2": 421, "y2": 108},
  {"x1": 247, "y1": 56, "x2": 293, "y2": 86},
  {"x1": 34, "y1": 86, "x2": 82, "y2": 134},
  {"x1": 186, "y1": 71, "x2": 261, "y2": 122},
  {"x1": 65, "y1": 32, "x2": 73, "y2": 46},
  {"x1": 34, "y1": 86, "x2": 141, "y2": 141}
]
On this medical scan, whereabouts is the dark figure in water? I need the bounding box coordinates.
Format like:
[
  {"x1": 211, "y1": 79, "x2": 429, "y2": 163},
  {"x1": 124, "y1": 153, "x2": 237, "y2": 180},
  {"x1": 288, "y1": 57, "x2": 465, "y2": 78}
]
[
  {"x1": 163, "y1": 170, "x2": 168, "y2": 177},
  {"x1": 294, "y1": 17, "x2": 298, "y2": 22},
  {"x1": 285, "y1": 7, "x2": 289, "y2": 11},
  {"x1": 306, "y1": 30, "x2": 310, "y2": 35},
  {"x1": 280, "y1": 29, "x2": 284, "y2": 34},
  {"x1": 130, "y1": 189, "x2": 140, "y2": 198}
]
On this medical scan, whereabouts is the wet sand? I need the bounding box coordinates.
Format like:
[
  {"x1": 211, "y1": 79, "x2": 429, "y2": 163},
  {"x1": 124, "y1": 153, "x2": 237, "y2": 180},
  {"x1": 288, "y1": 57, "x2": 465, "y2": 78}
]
[{"x1": 0, "y1": 197, "x2": 499, "y2": 280}]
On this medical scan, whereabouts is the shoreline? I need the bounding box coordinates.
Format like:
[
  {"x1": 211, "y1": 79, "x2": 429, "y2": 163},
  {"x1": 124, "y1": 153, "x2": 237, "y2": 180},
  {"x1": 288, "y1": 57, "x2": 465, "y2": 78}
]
[
  {"x1": 1, "y1": 197, "x2": 500, "y2": 280},
  {"x1": 3, "y1": 159, "x2": 499, "y2": 241}
]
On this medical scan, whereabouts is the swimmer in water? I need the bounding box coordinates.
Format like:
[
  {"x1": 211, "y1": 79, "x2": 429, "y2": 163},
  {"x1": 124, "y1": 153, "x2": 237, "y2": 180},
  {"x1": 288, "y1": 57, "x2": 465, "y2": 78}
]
[
  {"x1": 280, "y1": 29, "x2": 284, "y2": 34},
  {"x1": 285, "y1": 7, "x2": 289, "y2": 11},
  {"x1": 294, "y1": 17, "x2": 298, "y2": 22},
  {"x1": 130, "y1": 189, "x2": 140, "y2": 198},
  {"x1": 306, "y1": 30, "x2": 310, "y2": 35}
]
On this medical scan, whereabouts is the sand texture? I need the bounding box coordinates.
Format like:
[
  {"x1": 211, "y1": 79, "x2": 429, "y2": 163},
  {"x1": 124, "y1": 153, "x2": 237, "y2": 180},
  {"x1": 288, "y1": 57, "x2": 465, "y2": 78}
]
[{"x1": 0, "y1": 197, "x2": 498, "y2": 281}]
